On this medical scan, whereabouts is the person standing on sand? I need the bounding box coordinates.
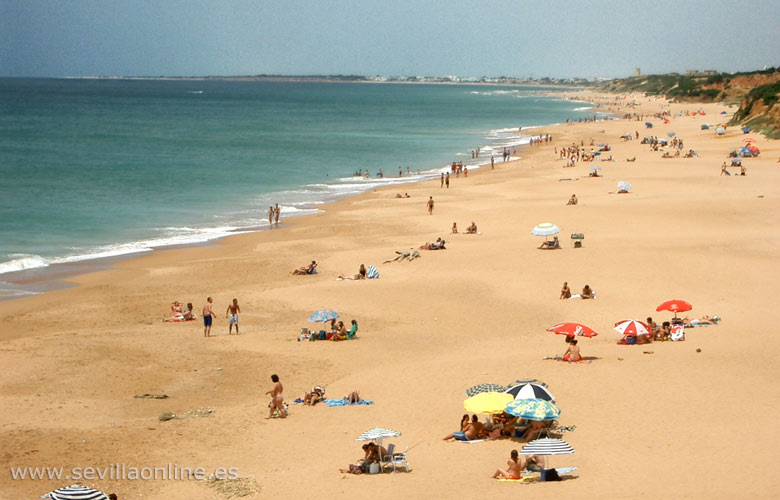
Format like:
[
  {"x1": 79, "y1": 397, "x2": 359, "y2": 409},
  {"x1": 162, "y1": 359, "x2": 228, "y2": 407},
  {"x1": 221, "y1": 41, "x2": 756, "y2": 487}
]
[
  {"x1": 445, "y1": 172, "x2": 450, "y2": 188},
  {"x1": 202, "y1": 297, "x2": 215, "y2": 337},
  {"x1": 226, "y1": 298, "x2": 241, "y2": 335},
  {"x1": 427, "y1": 196, "x2": 434, "y2": 215},
  {"x1": 441, "y1": 173, "x2": 444, "y2": 188},
  {"x1": 266, "y1": 374, "x2": 286, "y2": 419},
  {"x1": 274, "y1": 204, "x2": 280, "y2": 224},
  {"x1": 267, "y1": 206, "x2": 274, "y2": 226},
  {"x1": 491, "y1": 156, "x2": 494, "y2": 170}
]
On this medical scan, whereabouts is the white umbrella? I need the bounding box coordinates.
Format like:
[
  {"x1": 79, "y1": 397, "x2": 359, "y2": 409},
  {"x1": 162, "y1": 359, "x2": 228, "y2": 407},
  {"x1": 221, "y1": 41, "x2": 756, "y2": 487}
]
[
  {"x1": 614, "y1": 319, "x2": 650, "y2": 336},
  {"x1": 617, "y1": 181, "x2": 631, "y2": 192},
  {"x1": 531, "y1": 223, "x2": 560, "y2": 237}
]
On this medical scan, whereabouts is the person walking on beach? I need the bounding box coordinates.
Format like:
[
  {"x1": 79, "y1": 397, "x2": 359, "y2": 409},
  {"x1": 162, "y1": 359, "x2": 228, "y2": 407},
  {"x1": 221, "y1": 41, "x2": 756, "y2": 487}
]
[
  {"x1": 441, "y1": 173, "x2": 444, "y2": 188},
  {"x1": 266, "y1": 374, "x2": 286, "y2": 419},
  {"x1": 445, "y1": 172, "x2": 450, "y2": 188},
  {"x1": 274, "y1": 204, "x2": 280, "y2": 224},
  {"x1": 226, "y1": 298, "x2": 241, "y2": 335},
  {"x1": 202, "y1": 297, "x2": 215, "y2": 337},
  {"x1": 491, "y1": 156, "x2": 494, "y2": 170},
  {"x1": 268, "y1": 206, "x2": 274, "y2": 226},
  {"x1": 427, "y1": 196, "x2": 434, "y2": 215}
]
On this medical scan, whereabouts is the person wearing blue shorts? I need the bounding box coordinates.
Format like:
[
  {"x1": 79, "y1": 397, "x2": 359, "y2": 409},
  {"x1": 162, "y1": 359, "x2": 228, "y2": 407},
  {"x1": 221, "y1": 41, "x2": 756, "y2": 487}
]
[{"x1": 202, "y1": 297, "x2": 215, "y2": 337}]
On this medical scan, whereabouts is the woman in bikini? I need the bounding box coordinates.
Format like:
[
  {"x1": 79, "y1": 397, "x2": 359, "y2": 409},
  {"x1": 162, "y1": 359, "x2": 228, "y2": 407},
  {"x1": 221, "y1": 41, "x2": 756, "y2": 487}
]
[{"x1": 492, "y1": 450, "x2": 524, "y2": 479}]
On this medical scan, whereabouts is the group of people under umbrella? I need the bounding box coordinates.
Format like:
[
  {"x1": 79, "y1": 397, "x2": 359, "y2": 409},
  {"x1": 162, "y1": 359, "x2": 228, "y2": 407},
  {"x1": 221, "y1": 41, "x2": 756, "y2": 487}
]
[{"x1": 459, "y1": 381, "x2": 577, "y2": 481}]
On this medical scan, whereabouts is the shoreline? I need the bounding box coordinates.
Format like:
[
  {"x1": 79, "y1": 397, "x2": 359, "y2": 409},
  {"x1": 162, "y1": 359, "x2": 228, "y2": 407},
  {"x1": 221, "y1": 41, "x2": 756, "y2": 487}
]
[{"x1": 3, "y1": 90, "x2": 779, "y2": 499}]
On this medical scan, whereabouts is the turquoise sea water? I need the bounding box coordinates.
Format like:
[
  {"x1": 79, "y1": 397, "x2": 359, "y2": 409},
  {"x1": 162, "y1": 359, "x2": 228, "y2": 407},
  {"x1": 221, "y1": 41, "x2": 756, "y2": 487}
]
[{"x1": 0, "y1": 78, "x2": 597, "y2": 296}]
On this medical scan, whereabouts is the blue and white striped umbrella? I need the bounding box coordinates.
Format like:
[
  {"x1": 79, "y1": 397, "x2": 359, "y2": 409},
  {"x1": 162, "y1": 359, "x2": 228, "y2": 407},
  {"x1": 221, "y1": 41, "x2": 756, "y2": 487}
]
[
  {"x1": 42, "y1": 485, "x2": 109, "y2": 500},
  {"x1": 505, "y1": 383, "x2": 556, "y2": 403},
  {"x1": 356, "y1": 427, "x2": 401, "y2": 442},
  {"x1": 519, "y1": 438, "x2": 575, "y2": 456},
  {"x1": 307, "y1": 309, "x2": 339, "y2": 323},
  {"x1": 505, "y1": 398, "x2": 561, "y2": 421}
]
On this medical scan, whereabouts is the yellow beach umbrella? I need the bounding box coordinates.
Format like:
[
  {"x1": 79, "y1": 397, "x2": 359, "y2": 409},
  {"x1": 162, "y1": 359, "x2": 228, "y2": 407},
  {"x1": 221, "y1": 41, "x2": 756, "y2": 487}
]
[{"x1": 463, "y1": 392, "x2": 513, "y2": 414}]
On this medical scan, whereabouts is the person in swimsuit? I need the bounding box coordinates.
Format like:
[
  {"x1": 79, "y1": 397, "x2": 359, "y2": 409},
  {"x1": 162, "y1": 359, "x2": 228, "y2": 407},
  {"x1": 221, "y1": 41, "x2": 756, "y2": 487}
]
[
  {"x1": 202, "y1": 297, "x2": 215, "y2": 337},
  {"x1": 492, "y1": 449, "x2": 524, "y2": 479},
  {"x1": 274, "y1": 203, "x2": 280, "y2": 224},
  {"x1": 562, "y1": 339, "x2": 582, "y2": 362},
  {"x1": 560, "y1": 282, "x2": 571, "y2": 299},
  {"x1": 267, "y1": 206, "x2": 274, "y2": 226},
  {"x1": 427, "y1": 196, "x2": 434, "y2": 215},
  {"x1": 581, "y1": 285, "x2": 594, "y2": 299},
  {"x1": 266, "y1": 374, "x2": 286, "y2": 419},
  {"x1": 226, "y1": 298, "x2": 240, "y2": 335},
  {"x1": 443, "y1": 414, "x2": 472, "y2": 441}
]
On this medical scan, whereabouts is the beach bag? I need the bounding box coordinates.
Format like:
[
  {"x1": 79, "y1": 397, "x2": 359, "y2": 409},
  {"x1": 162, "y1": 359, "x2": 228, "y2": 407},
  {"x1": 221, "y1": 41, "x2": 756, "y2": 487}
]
[
  {"x1": 319, "y1": 330, "x2": 327, "y2": 340},
  {"x1": 349, "y1": 464, "x2": 363, "y2": 474},
  {"x1": 540, "y1": 468, "x2": 561, "y2": 482}
]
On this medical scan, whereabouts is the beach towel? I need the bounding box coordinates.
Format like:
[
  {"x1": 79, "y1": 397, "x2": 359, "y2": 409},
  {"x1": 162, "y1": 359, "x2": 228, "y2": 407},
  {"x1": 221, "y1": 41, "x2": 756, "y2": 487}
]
[
  {"x1": 366, "y1": 265, "x2": 380, "y2": 279},
  {"x1": 323, "y1": 398, "x2": 374, "y2": 407},
  {"x1": 498, "y1": 476, "x2": 538, "y2": 483}
]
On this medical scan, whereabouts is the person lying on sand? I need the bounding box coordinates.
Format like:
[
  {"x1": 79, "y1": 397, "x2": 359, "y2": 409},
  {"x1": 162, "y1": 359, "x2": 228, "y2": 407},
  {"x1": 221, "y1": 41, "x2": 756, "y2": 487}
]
[
  {"x1": 395, "y1": 192, "x2": 410, "y2": 198},
  {"x1": 304, "y1": 386, "x2": 325, "y2": 406},
  {"x1": 465, "y1": 222, "x2": 478, "y2": 234},
  {"x1": 339, "y1": 264, "x2": 367, "y2": 280},
  {"x1": 290, "y1": 260, "x2": 317, "y2": 275},
  {"x1": 346, "y1": 390, "x2": 362, "y2": 404},
  {"x1": 492, "y1": 450, "x2": 524, "y2": 479},
  {"x1": 560, "y1": 282, "x2": 571, "y2": 299},
  {"x1": 164, "y1": 302, "x2": 195, "y2": 322},
  {"x1": 567, "y1": 194, "x2": 578, "y2": 205},
  {"x1": 682, "y1": 315, "x2": 718, "y2": 326},
  {"x1": 539, "y1": 236, "x2": 561, "y2": 249},
  {"x1": 420, "y1": 238, "x2": 446, "y2": 250}
]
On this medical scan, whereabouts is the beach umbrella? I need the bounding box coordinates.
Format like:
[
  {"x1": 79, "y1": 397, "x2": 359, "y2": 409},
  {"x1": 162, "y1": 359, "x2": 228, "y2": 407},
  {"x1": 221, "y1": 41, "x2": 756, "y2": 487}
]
[
  {"x1": 747, "y1": 144, "x2": 760, "y2": 153},
  {"x1": 593, "y1": 151, "x2": 601, "y2": 156},
  {"x1": 464, "y1": 392, "x2": 514, "y2": 414},
  {"x1": 617, "y1": 181, "x2": 632, "y2": 192},
  {"x1": 742, "y1": 137, "x2": 756, "y2": 143},
  {"x1": 465, "y1": 383, "x2": 506, "y2": 397},
  {"x1": 645, "y1": 122, "x2": 653, "y2": 128},
  {"x1": 589, "y1": 165, "x2": 602, "y2": 171},
  {"x1": 667, "y1": 131, "x2": 676, "y2": 137},
  {"x1": 519, "y1": 438, "x2": 575, "y2": 470},
  {"x1": 531, "y1": 222, "x2": 560, "y2": 237},
  {"x1": 656, "y1": 299, "x2": 692, "y2": 318},
  {"x1": 42, "y1": 485, "x2": 109, "y2": 500},
  {"x1": 505, "y1": 383, "x2": 556, "y2": 403},
  {"x1": 701, "y1": 124, "x2": 710, "y2": 130},
  {"x1": 505, "y1": 398, "x2": 561, "y2": 421},
  {"x1": 547, "y1": 322, "x2": 598, "y2": 338},
  {"x1": 658, "y1": 137, "x2": 668, "y2": 143},
  {"x1": 739, "y1": 147, "x2": 752, "y2": 156},
  {"x1": 356, "y1": 427, "x2": 401, "y2": 461},
  {"x1": 307, "y1": 309, "x2": 339, "y2": 322},
  {"x1": 716, "y1": 127, "x2": 725, "y2": 135},
  {"x1": 614, "y1": 319, "x2": 650, "y2": 337}
]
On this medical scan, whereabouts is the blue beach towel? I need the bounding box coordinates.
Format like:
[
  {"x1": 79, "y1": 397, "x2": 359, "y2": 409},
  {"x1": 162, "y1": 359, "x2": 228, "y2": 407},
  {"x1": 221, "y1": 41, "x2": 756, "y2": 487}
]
[{"x1": 323, "y1": 398, "x2": 374, "y2": 407}]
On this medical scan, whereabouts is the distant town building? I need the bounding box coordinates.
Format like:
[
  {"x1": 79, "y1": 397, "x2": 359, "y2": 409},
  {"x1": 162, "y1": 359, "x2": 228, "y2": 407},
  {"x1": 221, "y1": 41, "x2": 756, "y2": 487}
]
[{"x1": 636, "y1": 68, "x2": 641, "y2": 77}]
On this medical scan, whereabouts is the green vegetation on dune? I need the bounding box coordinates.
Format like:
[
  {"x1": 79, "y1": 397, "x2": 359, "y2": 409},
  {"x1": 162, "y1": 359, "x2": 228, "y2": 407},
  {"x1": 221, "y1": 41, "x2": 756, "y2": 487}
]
[{"x1": 600, "y1": 69, "x2": 780, "y2": 137}]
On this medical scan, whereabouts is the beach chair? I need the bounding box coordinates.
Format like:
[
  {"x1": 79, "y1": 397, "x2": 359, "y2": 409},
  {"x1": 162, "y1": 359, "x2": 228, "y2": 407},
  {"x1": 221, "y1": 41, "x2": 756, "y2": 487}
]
[
  {"x1": 381, "y1": 443, "x2": 410, "y2": 473},
  {"x1": 346, "y1": 323, "x2": 358, "y2": 339},
  {"x1": 570, "y1": 233, "x2": 584, "y2": 248}
]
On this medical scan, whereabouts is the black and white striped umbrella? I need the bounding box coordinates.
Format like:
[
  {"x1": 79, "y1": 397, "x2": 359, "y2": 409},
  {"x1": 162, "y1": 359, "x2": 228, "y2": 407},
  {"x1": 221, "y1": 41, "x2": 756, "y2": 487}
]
[
  {"x1": 465, "y1": 383, "x2": 506, "y2": 397},
  {"x1": 41, "y1": 484, "x2": 109, "y2": 500},
  {"x1": 356, "y1": 427, "x2": 401, "y2": 442},
  {"x1": 519, "y1": 438, "x2": 575, "y2": 456},
  {"x1": 505, "y1": 382, "x2": 555, "y2": 403}
]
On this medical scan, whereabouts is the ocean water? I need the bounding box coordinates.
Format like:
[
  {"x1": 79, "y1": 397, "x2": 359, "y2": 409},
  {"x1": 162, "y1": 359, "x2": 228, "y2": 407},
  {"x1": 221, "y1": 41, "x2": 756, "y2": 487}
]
[{"x1": 0, "y1": 78, "x2": 597, "y2": 296}]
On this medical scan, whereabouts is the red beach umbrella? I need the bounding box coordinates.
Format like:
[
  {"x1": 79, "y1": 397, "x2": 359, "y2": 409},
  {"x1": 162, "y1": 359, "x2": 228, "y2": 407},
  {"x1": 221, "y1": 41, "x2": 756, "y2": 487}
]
[
  {"x1": 742, "y1": 138, "x2": 756, "y2": 143},
  {"x1": 747, "y1": 144, "x2": 760, "y2": 153},
  {"x1": 547, "y1": 322, "x2": 598, "y2": 338},
  {"x1": 614, "y1": 319, "x2": 650, "y2": 336},
  {"x1": 656, "y1": 299, "x2": 692, "y2": 318}
]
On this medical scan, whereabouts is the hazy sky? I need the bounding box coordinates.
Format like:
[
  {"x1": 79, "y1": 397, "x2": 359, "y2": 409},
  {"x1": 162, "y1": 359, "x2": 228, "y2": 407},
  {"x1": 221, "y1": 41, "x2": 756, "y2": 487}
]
[{"x1": 2, "y1": 0, "x2": 779, "y2": 79}]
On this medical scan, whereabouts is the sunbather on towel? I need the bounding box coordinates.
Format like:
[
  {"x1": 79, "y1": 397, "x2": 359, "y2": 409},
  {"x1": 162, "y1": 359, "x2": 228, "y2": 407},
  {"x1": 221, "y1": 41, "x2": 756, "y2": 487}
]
[
  {"x1": 304, "y1": 386, "x2": 325, "y2": 406},
  {"x1": 682, "y1": 315, "x2": 717, "y2": 326},
  {"x1": 339, "y1": 264, "x2": 367, "y2": 280},
  {"x1": 420, "y1": 238, "x2": 446, "y2": 250},
  {"x1": 164, "y1": 302, "x2": 195, "y2": 322},
  {"x1": 346, "y1": 390, "x2": 362, "y2": 404},
  {"x1": 444, "y1": 415, "x2": 485, "y2": 441},
  {"x1": 562, "y1": 339, "x2": 582, "y2": 362}
]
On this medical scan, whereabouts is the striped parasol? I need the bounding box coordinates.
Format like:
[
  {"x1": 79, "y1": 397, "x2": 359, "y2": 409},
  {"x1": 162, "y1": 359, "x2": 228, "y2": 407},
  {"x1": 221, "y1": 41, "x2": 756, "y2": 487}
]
[
  {"x1": 465, "y1": 383, "x2": 506, "y2": 397},
  {"x1": 505, "y1": 398, "x2": 561, "y2": 421},
  {"x1": 356, "y1": 427, "x2": 401, "y2": 442},
  {"x1": 42, "y1": 485, "x2": 109, "y2": 500},
  {"x1": 505, "y1": 383, "x2": 555, "y2": 403},
  {"x1": 519, "y1": 438, "x2": 575, "y2": 470},
  {"x1": 614, "y1": 319, "x2": 650, "y2": 336},
  {"x1": 531, "y1": 222, "x2": 560, "y2": 237}
]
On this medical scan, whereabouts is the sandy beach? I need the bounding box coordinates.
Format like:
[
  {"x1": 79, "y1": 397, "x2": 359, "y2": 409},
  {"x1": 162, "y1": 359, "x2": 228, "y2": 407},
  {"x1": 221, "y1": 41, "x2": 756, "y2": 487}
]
[{"x1": 3, "y1": 91, "x2": 779, "y2": 499}]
